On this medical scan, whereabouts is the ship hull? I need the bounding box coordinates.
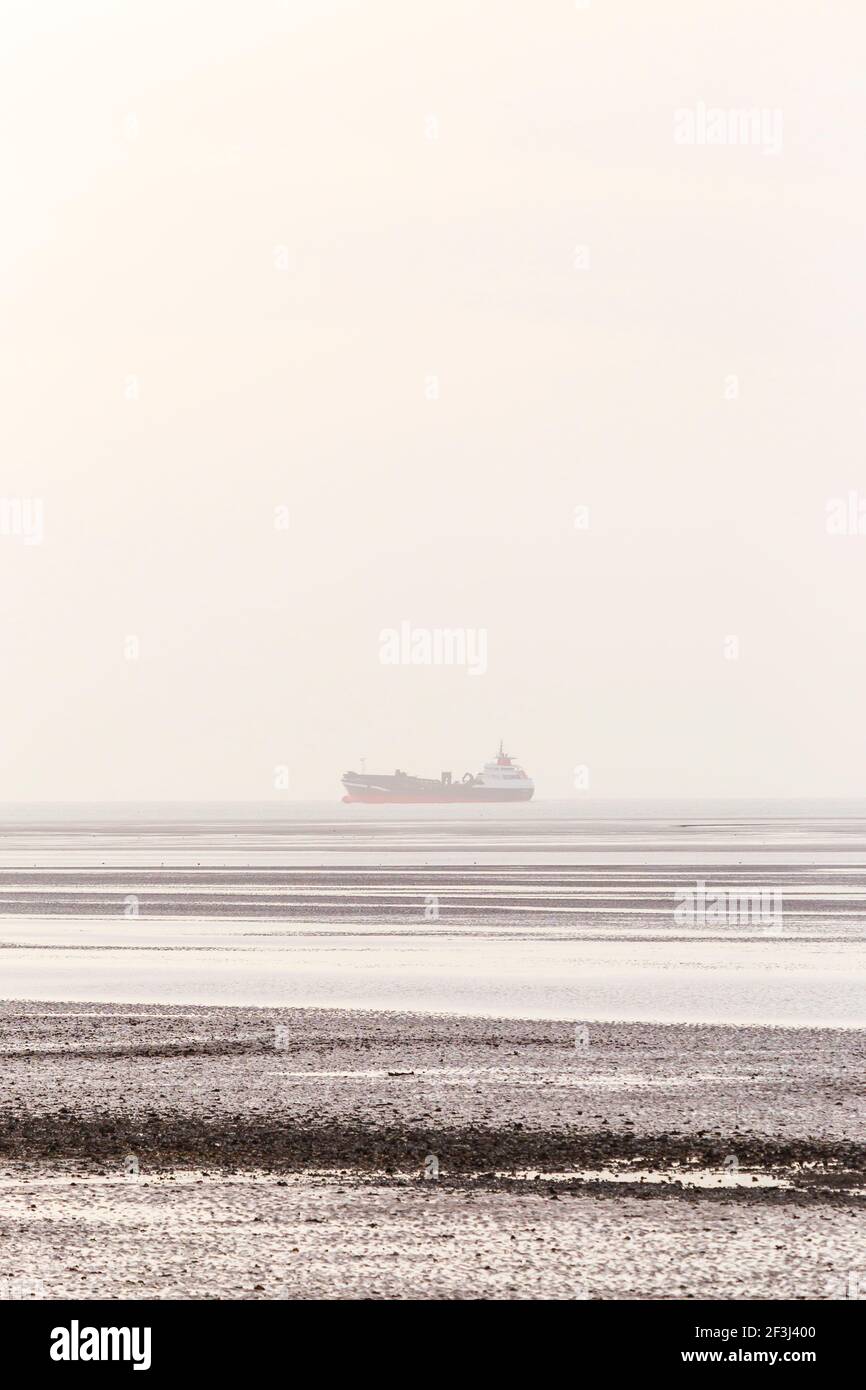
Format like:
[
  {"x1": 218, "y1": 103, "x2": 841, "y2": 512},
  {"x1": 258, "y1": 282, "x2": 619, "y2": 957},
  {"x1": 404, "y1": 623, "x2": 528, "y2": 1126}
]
[
  {"x1": 341, "y1": 773, "x2": 533, "y2": 804},
  {"x1": 342, "y1": 788, "x2": 533, "y2": 803}
]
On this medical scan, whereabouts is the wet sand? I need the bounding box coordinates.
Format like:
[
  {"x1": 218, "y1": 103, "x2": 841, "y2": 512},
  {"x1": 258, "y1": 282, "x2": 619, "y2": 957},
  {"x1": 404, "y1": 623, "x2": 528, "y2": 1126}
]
[
  {"x1": 3, "y1": 827, "x2": 866, "y2": 1023},
  {"x1": 1, "y1": 810, "x2": 863, "y2": 1298},
  {"x1": 1, "y1": 1003, "x2": 863, "y2": 1299},
  {"x1": 2, "y1": 1170, "x2": 863, "y2": 1301}
]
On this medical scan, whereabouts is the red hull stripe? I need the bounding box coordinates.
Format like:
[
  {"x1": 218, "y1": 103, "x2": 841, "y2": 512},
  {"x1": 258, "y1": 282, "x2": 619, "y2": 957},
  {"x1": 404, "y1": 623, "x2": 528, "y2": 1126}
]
[{"x1": 342, "y1": 793, "x2": 533, "y2": 803}]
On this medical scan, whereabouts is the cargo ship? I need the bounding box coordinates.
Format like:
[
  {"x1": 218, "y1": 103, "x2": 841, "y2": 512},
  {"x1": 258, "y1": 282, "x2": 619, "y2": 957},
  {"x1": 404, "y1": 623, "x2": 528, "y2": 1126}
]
[{"x1": 341, "y1": 742, "x2": 534, "y2": 803}]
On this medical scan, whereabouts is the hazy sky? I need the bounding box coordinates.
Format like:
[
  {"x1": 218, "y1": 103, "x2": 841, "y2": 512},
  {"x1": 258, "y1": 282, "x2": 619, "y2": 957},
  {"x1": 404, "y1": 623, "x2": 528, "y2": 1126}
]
[{"x1": 2, "y1": 1, "x2": 865, "y2": 800}]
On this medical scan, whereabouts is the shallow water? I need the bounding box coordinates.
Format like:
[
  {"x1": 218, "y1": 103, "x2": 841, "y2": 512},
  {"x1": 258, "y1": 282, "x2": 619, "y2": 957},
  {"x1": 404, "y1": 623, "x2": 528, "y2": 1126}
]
[{"x1": 0, "y1": 805, "x2": 864, "y2": 1026}]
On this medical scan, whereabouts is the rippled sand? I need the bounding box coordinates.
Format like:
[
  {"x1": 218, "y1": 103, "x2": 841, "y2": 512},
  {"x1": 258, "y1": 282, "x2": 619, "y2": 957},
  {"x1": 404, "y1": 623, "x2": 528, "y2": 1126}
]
[
  {"x1": 2, "y1": 1168, "x2": 863, "y2": 1301},
  {"x1": 0, "y1": 1003, "x2": 863, "y2": 1299}
]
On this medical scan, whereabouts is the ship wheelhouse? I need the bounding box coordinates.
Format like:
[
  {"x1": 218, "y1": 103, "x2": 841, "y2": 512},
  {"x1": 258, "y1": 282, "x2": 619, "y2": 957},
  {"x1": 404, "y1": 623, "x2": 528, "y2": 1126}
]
[{"x1": 475, "y1": 742, "x2": 534, "y2": 791}]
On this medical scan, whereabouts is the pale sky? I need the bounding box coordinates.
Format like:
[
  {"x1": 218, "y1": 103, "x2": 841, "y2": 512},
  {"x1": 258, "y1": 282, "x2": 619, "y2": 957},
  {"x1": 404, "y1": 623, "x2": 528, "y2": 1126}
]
[{"x1": 1, "y1": 1, "x2": 865, "y2": 800}]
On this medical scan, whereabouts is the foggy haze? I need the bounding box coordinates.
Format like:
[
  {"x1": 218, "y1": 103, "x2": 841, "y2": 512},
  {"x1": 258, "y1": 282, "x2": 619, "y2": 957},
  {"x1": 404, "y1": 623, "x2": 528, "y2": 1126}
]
[{"x1": 2, "y1": 0, "x2": 865, "y2": 800}]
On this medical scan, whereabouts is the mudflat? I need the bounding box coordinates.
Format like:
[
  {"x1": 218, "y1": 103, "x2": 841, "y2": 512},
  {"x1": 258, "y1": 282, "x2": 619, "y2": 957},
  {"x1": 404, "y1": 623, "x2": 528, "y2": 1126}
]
[{"x1": 0, "y1": 1002, "x2": 862, "y2": 1299}]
